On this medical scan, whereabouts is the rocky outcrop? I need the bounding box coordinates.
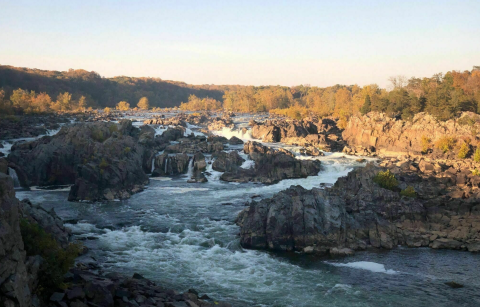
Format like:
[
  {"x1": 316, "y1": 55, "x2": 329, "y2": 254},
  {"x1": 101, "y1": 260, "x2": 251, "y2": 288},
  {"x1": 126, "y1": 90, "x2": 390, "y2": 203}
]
[
  {"x1": 220, "y1": 142, "x2": 321, "y2": 184},
  {"x1": 7, "y1": 120, "x2": 163, "y2": 201},
  {"x1": 152, "y1": 153, "x2": 190, "y2": 176},
  {"x1": 237, "y1": 161, "x2": 480, "y2": 254},
  {"x1": 19, "y1": 199, "x2": 71, "y2": 248},
  {"x1": 47, "y1": 270, "x2": 231, "y2": 307},
  {"x1": 342, "y1": 112, "x2": 480, "y2": 157},
  {"x1": 212, "y1": 151, "x2": 245, "y2": 172},
  {"x1": 250, "y1": 117, "x2": 344, "y2": 151},
  {"x1": 0, "y1": 114, "x2": 71, "y2": 140},
  {"x1": 0, "y1": 174, "x2": 31, "y2": 307}
]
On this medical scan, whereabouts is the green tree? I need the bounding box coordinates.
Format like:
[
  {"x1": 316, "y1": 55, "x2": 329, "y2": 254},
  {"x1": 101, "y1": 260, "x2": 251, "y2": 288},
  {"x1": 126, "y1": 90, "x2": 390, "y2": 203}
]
[{"x1": 360, "y1": 94, "x2": 371, "y2": 114}]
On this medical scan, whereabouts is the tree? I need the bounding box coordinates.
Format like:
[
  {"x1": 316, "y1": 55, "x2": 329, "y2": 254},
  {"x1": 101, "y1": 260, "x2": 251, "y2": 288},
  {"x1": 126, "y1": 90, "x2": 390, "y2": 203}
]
[
  {"x1": 104, "y1": 107, "x2": 112, "y2": 114},
  {"x1": 116, "y1": 101, "x2": 130, "y2": 111},
  {"x1": 52, "y1": 92, "x2": 72, "y2": 111},
  {"x1": 360, "y1": 95, "x2": 371, "y2": 114},
  {"x1": 78, "y1": 96, "x2": 87, "y2": 111},
  {"x1": 137, "y1": 97, "x2": 149, "y2": 110}
]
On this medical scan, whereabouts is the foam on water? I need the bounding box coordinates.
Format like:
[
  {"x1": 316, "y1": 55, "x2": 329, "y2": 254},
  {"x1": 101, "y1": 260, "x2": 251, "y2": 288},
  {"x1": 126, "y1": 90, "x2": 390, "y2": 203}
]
[
  {"x1": 212, "y1": 127, "x2": 257, "y2": 142},
  {"x1": 150, "y1": 187, "x2": 210, "y2": 194},
  {"x1": 327, "y1": 261, "x2": 398, "y2": 274}
]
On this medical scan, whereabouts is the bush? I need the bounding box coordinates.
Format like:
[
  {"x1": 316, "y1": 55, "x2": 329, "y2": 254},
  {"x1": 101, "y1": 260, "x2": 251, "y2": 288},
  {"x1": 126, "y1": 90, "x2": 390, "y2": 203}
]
[
  {"x1": 400, "y1": 186, "x2": 417, "y2": 198},
  {"x1": 421, "y1": 135, "x2": 431, "y2": 153},
  {"x1": 91, "y1": 127, "x2": 106, "y2": 142},
  {"x1": 373, "y1": 169, "x2": 398, "y2": 191},
  {"x1": 99, "y1": 158, "x2": 109, "y2": 169},
  {"x1": 20, "y1": 219, "x2": 81, "y2": 297},
  {"x1": 435, "y1": 136, "x2": 456, "y2": 153},
  {"x1": 458, "y1": 142, "x2": 470, "y2": 159},
  {"x1": 472, "y1": 169, "x2": 480, "y2": 176},
  {"x1": 124, "y1": 147, "x2": 131, "y2": 154},
  {"x1": 458, "y1": 116, "x2": 476, "y2": 126},
  {"x1": 474, "y1": 147, "x2": 480, "y2": 162},
  {"x1": 109, "y1": 124, "x2": 118, "y2": 133}
]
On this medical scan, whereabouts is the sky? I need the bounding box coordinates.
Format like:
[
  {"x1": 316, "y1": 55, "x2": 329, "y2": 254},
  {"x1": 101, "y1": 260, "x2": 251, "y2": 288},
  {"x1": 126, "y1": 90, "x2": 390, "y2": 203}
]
[{"x1": 1, "y1": 0, "x2": 479, "y2": 88}]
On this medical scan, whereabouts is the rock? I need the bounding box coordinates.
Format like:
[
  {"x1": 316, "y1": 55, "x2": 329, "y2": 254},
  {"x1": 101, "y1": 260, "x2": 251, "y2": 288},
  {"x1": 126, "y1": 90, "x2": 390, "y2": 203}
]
[
  {"x1": 0, "y1": 157, "x2": 8, "y2": 174},
  {"x1": 0, "y1": 174, "x2": 32, "y2": 307},
  {"x1": 228, "y1": 136, "x2": 244, "y2": 145},
  {"x1": 49, "y1": 292, "x2": 65, "y2": 302},
  {"x1": 431, "y1": 238, "x2": 463, "y2": 249},
  {"x1": 212, "y1": 151, "x2": 244, "y2": 172},
  {"x1": 153, "y1": 153, "x2": 190, "y2": 176},
  {"x1": 67, "y1": 287, "x2": 85, "y2": 300},
  {"x1": 237, "y1": 162, "x2": 480, "y2": 254},
  {"x1": 19, "y1": 199, "x2": 71, "y2": 247},
  {"x1": 342, "y1": 112, "x2": 480, "y2": 156},
  {"x1": 8, "y1": 121, "x2": 155, "y2": 201},
  {"x1": 220, "y1": 142, "x2": 321, "y2": 184},
  {"x1": 445, "y1": 281, "x2": 464, "y2": 288},
  {"x1": 330, "y1": 248, "x2": 355, "y2": 256}
]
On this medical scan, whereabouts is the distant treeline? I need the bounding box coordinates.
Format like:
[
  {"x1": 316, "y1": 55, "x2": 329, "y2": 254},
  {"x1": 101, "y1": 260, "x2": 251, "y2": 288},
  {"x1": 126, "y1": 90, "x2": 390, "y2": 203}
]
[
  {"x1": 1, "y1": 64, "x2": 480, "y2": 125},
  {"x1": 0, "y1": 65, "x2": 226, "y2": 109},
  {"x1": 181, "y1": 67, "x2": 480, "y2": 126}
]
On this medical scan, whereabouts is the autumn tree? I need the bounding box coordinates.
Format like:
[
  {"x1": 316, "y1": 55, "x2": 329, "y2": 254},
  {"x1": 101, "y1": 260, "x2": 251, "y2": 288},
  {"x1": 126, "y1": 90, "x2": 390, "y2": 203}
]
[
  {"x1": 137, "y1": 97, "x2": 149, "y2": 110},
  {"x1": 116, "y1": 101, "x2": 130, "y2": 111},
  {"x1": 78, "y1": 96, "x2": 87, "y2": 111}
]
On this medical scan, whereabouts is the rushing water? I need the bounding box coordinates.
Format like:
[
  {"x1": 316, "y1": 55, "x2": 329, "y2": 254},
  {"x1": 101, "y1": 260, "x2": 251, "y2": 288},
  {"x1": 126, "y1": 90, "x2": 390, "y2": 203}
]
[{"x1": 12, "y1": 115, "x2": 480, "y2": 307}]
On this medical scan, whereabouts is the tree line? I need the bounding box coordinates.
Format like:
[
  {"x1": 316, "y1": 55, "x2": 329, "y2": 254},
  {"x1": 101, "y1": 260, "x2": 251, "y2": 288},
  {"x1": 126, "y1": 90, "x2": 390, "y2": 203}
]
[
  {"x1": 1, "y1": 64, "x2": 479, "y2": 124},
  {"x1": 0, "y1": 65, "x2": 224, "y2": 110}
]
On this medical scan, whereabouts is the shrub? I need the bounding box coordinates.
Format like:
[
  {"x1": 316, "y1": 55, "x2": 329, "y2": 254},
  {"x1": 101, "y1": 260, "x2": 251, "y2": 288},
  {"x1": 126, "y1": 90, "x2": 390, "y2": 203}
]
[
  {"x1": 400, "y1": 186, "x2": 417, "y2": 198},
  {"x1": 474, "y1": 147, "x2": 480, "y2": 162},
  {"x1": 91, "y1": 127, "x2": 106, "y2": 142},
  {"x1": 99, "y1": 158, "x2": 109, "y2": 169},
  {"x1": 109, "y1": 124, "x2": 118, "y2": 133},
  {"x1": 435, "y1": 136, "x2": 456, "y2": 153},
  {"x1": 472, "y1": 169, "x2": 480, "y2": 176},
  {"x1": 458, "y1": 116, "x2": 476, "y2": 126},
  {"x1": 124, "y1": 147, "x2": 131, "y2": 154},
  {"x1": 373, "y1": 169, "x2": 398, "y2": 191},
  {"x1": 458, "y1": 142, "x2": 470, "y2": 159},
  {"x1": 20, "y1": 219, "x2": 81, "y2": 297},
  {"x1": 421, "y1": 135, "x2": 431, "y2": 153}
]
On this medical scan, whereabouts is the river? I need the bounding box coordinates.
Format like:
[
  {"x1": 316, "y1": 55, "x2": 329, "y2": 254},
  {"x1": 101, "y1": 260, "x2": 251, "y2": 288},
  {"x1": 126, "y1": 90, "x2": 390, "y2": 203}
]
[{"x1": 11, "y1": 115, "x2": 480, "y2": 307}]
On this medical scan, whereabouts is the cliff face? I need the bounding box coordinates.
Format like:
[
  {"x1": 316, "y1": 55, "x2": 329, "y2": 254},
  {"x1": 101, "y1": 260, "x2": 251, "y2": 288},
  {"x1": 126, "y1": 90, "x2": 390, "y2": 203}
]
[
  {"x1": 0, "y1": 173, "x2": 31, "y2": 307},
  {"x1": 7, "y1": 120, "x2": 157, "y2": 202},
  {"x1": 237, "y1": 162, "x2": 480, "y2": 255},
  {"x1": 342, "y1": 112, "x2": 480, "y2": 156}
]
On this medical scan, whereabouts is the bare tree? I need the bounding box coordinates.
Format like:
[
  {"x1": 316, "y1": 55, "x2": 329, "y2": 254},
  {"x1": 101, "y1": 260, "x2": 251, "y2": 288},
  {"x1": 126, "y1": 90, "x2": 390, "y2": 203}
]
[{"x1": 388, "y1": 75, "x2": 408, "y2": 90}]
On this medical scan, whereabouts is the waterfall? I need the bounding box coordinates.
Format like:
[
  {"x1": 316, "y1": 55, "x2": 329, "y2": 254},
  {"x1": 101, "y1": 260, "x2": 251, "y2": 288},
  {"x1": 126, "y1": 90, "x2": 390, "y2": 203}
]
[
  {"x1": 8, "y1": 167, "x2": 21, "y2": 188},
  {"x1": 186, "y1": 158, "x2": 194, "y2": 179},
  {"x1": 164, "y1": 158, "x2": 169, "y2": 175},
  {"x1": 151, "y1": 158, "x2": 155, "y2": 173}
]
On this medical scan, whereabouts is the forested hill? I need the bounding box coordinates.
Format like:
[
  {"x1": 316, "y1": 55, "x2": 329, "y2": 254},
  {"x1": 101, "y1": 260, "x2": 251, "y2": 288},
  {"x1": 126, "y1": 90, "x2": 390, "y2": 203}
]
[{"x1": 0, "y1": 65, "x2": 226, "y2": 108}]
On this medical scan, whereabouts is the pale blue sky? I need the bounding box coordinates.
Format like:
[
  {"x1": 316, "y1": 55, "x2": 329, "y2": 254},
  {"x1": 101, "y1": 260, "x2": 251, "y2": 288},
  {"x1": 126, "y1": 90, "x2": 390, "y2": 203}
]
[{"x1": 1, "y1": 0, "x2": 479, "y2": 87}]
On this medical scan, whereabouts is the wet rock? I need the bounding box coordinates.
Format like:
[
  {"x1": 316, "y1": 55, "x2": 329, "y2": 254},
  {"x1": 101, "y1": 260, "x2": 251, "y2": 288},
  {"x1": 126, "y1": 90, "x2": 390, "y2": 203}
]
[
  {"x1": 445, "y1": 281, "x2": 464, "y2": 288},
  {"x1": 212, "y1": 151, "x2": 245, "y2": 172},
  {"x1": 8, "y1": 121, "x2": 156, "y2": 201},
  {"x1": 228, "y1": 136, "x2": 244, "y2": 145},
  {"x1": 221, "y1": 142, "x2": 321, "y2": 184},
  {"x1": 237, "y1": 162, "x2": 480, "y2": 254}
]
